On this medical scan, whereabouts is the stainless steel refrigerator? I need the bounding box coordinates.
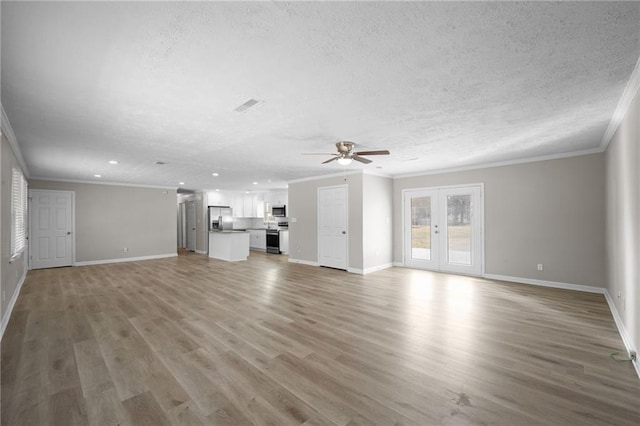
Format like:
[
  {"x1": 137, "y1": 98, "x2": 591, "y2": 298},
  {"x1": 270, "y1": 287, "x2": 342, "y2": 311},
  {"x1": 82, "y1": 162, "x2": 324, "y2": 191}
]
[{"x1": 208, "y1": 206, "x2": 233, "y2": 231}]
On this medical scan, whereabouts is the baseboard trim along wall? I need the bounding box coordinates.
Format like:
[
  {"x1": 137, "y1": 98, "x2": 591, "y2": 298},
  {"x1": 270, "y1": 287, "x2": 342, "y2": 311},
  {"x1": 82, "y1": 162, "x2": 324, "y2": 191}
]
[
  {"x1": 1, "y1": 268, "x2": 27, "y2": 341},
  {"x1": 483, "y1": 273, "x2": 605, "y2": 294},
  {"x1": 393, "y1": 261, "x2": 404, "y2": 267},
  {"x1": 288, "y1": 258, "x2": 319, "y2": 267},
  {"x1": 195, "y1": 250, "x2": 207, "y2": 255},
  {"x1": 485, "y1": 273, "x2": 639, "y2": 379},
  {"x1": 75, "y1": 253, "x2": 178, "y2": 267},
  {"x1": 352, "y1": 263, "x2": 393, "y2": 275},
  {"x1": 604, "y1": 290, "x2": 640, "y2": 379}
]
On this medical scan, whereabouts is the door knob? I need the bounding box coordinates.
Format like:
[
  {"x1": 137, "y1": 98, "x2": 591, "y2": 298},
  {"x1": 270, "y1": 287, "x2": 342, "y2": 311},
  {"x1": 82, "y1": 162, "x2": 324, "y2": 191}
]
[
  {"x1": 342, "y1": 231, "x2": 346, "y2": 234},
  {"x1": 67, "y1": 231, "x2": 71, "y2": 235}
]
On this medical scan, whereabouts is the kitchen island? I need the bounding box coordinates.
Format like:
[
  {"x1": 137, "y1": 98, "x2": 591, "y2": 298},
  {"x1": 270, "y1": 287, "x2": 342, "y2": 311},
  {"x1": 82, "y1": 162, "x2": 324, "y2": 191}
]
[{"x1": 208, "y1": 230, "x2": 250, "y2": 261}]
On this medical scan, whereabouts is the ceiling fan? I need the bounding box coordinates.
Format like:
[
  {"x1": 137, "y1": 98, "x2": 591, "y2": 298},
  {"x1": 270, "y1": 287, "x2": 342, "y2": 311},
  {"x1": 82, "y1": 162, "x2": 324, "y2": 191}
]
[{"x1": 304, "y1": 141, "x2": 390, "y2": 165}]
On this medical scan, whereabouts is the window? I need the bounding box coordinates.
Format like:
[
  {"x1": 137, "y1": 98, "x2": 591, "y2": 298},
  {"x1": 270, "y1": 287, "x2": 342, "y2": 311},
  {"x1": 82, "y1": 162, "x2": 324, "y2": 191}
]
[{"x1": 11, "y1": 168, "x2": 28, "y2": 259}]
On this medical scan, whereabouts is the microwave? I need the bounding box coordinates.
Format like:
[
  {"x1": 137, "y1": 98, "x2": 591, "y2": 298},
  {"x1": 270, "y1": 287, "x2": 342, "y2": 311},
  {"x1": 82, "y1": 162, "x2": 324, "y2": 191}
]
[{"x1": 272, "y1": 205, "x2": 286, "y2": 217}]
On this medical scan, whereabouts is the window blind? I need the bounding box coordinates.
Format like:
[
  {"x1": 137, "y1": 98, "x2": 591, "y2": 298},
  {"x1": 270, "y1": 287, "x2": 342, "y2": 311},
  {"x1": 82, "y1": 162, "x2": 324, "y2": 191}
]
[{"x1": 11, "y1": 168, "x2": 28, "y2": 258}]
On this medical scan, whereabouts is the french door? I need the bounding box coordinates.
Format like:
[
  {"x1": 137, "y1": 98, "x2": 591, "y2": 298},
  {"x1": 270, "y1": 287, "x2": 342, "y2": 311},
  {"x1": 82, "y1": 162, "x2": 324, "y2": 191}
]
[{"x1": 404, "y1": 185, "x2": 483, "y2": 276}]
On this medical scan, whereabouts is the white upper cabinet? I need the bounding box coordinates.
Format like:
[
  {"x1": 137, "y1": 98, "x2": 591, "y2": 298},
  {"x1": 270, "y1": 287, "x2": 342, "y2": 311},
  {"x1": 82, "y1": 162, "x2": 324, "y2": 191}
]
[
  {"x1": 233, "y1": 194, "x2": 245, "y2": 217},
  {"x1": 265, "y1": 190, "x2": 288, "y2": 206},
  {"x1": 207, "y1": 191, "x2": 226, "y2": 206},
  {"x1": 206, "y1": 190, "x2": 282, "y2": 218}
]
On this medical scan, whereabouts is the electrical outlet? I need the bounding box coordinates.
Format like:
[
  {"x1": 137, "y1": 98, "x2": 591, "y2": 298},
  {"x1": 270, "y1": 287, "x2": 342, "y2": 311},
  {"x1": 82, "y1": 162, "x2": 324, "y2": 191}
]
[
  {"x1": 629, "y1": 350, "x2": 637, "y2": 362},
  {"x1": 123, "y1": 247, "x2": 129, "y2": 253},
  {"x1": 537, "y1": 264, "x2": 543, "y2": 271}
]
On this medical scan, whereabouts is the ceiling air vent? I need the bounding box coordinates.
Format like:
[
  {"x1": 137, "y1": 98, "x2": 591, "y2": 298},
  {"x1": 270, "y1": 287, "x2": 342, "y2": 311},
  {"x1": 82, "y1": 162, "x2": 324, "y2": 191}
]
[
  {"x1": 155, "y1": 161, "x2": 166, "y2": 165},
  {"x1": 234, "y1": 98, "x2": 261, "y2": 113}
]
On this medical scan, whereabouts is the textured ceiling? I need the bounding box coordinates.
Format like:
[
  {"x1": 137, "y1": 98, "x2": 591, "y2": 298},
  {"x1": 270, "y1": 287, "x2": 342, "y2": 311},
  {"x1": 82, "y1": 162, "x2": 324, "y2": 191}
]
[{"x1": 2, "y1": 1, "x2": 639, "y2": 191}]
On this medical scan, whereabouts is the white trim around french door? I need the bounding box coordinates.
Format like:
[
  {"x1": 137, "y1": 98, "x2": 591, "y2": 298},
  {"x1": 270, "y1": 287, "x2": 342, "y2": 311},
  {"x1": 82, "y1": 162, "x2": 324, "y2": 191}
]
[{"x1": 403, "y1": 184, "x2": 484, "y2": 276}]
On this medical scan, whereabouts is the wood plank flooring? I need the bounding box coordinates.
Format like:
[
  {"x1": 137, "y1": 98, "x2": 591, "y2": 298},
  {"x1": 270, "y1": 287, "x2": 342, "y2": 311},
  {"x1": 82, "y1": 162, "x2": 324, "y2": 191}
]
[{"x1": 2, "y1": 251, "x2": 639, "y2": 425}]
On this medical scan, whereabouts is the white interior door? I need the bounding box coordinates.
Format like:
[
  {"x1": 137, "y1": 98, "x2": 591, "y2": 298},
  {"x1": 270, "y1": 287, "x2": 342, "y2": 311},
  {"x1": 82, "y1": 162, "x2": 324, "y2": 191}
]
[
  {"x1": 318, "y1": 185, "x2": 348, "y2": 270},
  {"x1": 404, "y1": 185, "x2": 483, "y2": 276},
  {"x1": 30, "y1": 189, "x2": 74, "y2": 269},
  {"x1": 186, "y1": 201, "x2": 196, "y2": 252}
]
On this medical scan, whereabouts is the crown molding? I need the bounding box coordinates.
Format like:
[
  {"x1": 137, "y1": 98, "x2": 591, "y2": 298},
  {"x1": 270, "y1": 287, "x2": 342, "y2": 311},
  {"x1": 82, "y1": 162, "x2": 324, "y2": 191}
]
[
  {"x1": 1, "y1": 104, "x2": 30, "y2": 177},
  {"x1": 392, "y1": 147, "x2": 603, "y2": 179},
  {"x1": 288, "y1": 170, "x2": 362, "y2": 184},
  {"x1": 29, "y1": 176, "x2": 177, "y2": 190},
  {"x1": 600, "y1": 54, "x2": 640, "y2": 150}
]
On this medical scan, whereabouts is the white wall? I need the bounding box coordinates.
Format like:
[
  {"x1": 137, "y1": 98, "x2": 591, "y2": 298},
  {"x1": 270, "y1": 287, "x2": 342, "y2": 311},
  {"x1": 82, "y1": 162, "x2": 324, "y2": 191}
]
[
  {"x1": 605, "y1": 88, "x2": 639, "y2": 360},
  {"x1": 363, "y1": 174, "x2": 393, "y2": 271},
  {"x1": 29, "y1": 180, "x2": 177, "y2": 263},
  {"x1": 1, "y1": 134, "x2": 28, "y2": 335},
  {"x1": 288, "y1": 172, "x2": 364, "y2": 270},
  {"x1": 393, "y1": 153, "x2": 606, "y2": 287}
]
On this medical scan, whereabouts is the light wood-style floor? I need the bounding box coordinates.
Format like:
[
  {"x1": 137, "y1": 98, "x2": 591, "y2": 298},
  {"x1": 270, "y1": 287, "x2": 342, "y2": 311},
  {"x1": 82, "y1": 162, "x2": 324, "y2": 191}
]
[{"x1": 2, "y1": 252, "x2": 639, "y2": 425}]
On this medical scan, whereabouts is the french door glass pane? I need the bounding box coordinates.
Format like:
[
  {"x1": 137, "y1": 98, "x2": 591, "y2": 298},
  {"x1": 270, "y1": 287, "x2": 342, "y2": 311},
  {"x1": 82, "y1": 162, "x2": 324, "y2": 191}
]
[
  {"x1": 447, "y1": 195, "x2": 471, "y2": 265},
  {"x1": 411, "y1": 196, "x2": 431, "y2": 260}
]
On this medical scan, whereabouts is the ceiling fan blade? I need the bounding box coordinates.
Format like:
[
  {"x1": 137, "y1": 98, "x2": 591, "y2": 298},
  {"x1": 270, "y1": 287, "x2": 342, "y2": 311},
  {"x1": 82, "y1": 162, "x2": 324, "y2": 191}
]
[
  {"x1": 354, "y1": 150, "x2": 390, "y2": 156},
  {"x1": 322, "y1": 157, "x2": 339, "y2": 164},
  {"x1": 352, "y1": 155, "x2": 372, "y2": 164}
]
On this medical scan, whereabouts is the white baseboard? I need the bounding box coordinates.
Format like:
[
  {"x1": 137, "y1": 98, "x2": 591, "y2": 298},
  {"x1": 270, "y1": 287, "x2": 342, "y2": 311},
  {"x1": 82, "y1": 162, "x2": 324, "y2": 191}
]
[
  {"x1": 288, "y1": 258, "x2": 319, "y2": 267},
  {"x1": 1, "y1": 268, "x2": 27, "y2": 341},
  {"x1": 75, "y1": 253, "x2": 178, "y2": 267},
  {"x1": 361, "y1": 263, "x2": 393, "y2": 275},
  {"x1": 393, "y1": 261, "x2": 404, "y2": 267},
  {"x1": 604, "y1": 290, "x2": 639, "y2": 379},
  {"x1": 195, "y1": 250, "x2": 207, "y2": 255},
  {"x1": 347, "y1": 267, "x2": 363, "y2": 274},
  {"x1": 484, "y1": 273, "x2": 638, "y2": 379},
  {"x1": 483, "y1": 274, "x2": 606, "y2": 294}
]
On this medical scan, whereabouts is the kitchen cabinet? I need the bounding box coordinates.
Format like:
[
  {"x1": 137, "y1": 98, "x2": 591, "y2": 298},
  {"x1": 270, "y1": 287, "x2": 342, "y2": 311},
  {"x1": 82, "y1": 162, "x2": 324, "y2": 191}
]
[
  {"x1": 243, "y1": 195, "x2": 254, "y2": 218},
  {"x1": 208, "y1": 191, "x2": 266, "y2": 218},
  {"x1": 279, "y1": 230, "x2": 289, "y2": 254},
  {"x1": 249, "y1": 229, "x2": 266, "y2": 250},
  {"x1": 233, "y1": 194, "x2": 245, "y2": 217},
  {"x1": 264, "y1": 190, "x2": 288, "y2": 207},
  {"x1": 207, "y1": 191, "x2": 230, "y2": 207},
  {"x1": 209, "y1": 231, "x2": 250, "y2": 261}
]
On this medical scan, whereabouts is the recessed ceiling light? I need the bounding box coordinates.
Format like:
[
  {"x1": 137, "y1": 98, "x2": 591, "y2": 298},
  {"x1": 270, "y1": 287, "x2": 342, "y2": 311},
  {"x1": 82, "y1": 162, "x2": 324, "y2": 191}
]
[
  {"x1": 252, "y1": 182, "x2": 258, "y2": 185},
  {"x1": 108, "y1": 160, "x2": 118, "y2": 164},
  {"x1": 179, "y1": 182, "x2": 185, "y2": 185},
  {"x1": 215, "y1": 189, "x2": 220, "y2": 192},
  {"x1": 212, "y1": 172, "x2": 219, "y2": 177},
  {"x1": 245, "y1": 191, "x2": 250, "y2": 194},
  {"x1": 94, "y1": 174, "x2": 101, "y2": 178}
]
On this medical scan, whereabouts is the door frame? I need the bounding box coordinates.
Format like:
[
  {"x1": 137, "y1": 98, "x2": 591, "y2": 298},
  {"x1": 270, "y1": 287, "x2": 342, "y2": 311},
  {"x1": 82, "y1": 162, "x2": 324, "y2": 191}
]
[
  {"x1": 402, "y1": 183, "x2": 485, "y2": 277},
  {"x1": 28, "y1": 189, "x2": 76, "y2": 269},
  {"x1": 185, "y1": 200, "x2": 197, "y2": 252},
  {"x1": 317, "y1": 184, "x2": 349, "y2": 270}
]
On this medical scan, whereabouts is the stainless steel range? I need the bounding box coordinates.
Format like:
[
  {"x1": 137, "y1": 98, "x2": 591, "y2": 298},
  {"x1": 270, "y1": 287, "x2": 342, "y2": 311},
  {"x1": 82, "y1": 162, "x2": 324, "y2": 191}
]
[{"x1": 266, "y1": 229, "x2": 280, "y2": 254}]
